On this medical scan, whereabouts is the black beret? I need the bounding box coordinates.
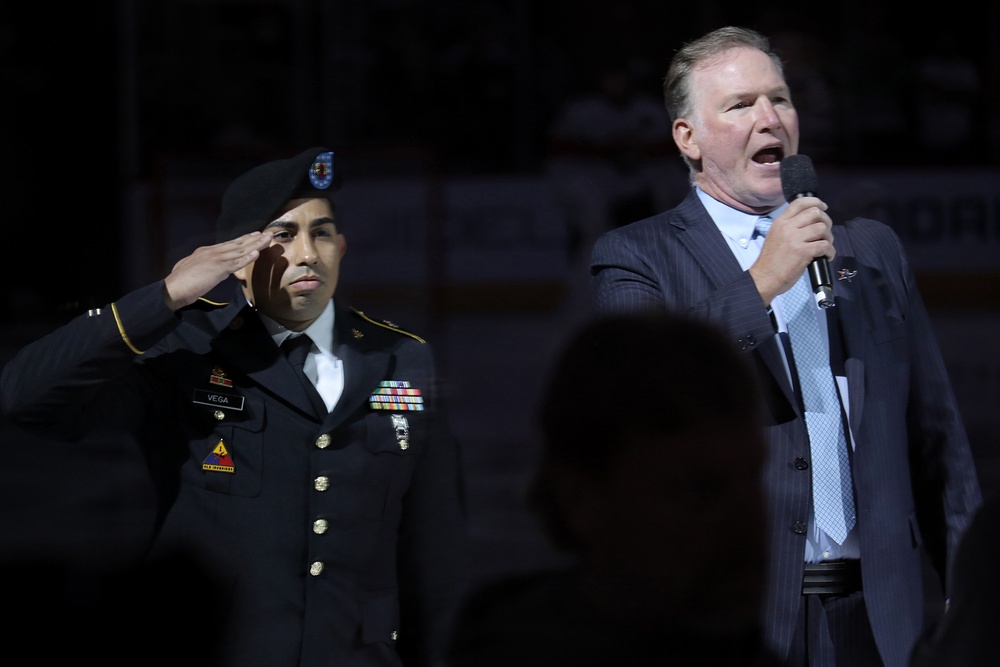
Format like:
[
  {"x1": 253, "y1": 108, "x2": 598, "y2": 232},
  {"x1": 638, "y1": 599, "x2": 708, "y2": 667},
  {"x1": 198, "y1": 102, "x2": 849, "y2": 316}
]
[{"x1": 215, "y1": 147, "x2": 340, "y2": 242}]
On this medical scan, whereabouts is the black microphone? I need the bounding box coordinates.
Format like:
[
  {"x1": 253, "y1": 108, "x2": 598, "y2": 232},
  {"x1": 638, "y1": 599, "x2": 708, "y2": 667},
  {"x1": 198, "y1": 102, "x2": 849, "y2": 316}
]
[{"x1": 780, "y1": 154, "x2": 834, "y2": 309}]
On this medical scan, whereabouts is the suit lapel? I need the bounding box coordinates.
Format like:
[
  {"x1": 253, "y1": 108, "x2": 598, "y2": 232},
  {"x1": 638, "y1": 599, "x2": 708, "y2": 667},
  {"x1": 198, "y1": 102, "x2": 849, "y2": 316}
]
[
  {"x1": 672, "y1": 192, "x2": 798, "y2": 408},
  {"x1": 672, "y1": 193, "x2": 748, "y2": 285},
  {"x1": 829, "y1": 225, "x2": 865, "y2": 438}
]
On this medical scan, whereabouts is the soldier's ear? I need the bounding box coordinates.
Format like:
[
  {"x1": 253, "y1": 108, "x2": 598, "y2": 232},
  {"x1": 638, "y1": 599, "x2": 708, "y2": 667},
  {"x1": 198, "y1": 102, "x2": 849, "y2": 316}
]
[{"x1": 233, "y1": 265, "x2": 250, "y2": 285}]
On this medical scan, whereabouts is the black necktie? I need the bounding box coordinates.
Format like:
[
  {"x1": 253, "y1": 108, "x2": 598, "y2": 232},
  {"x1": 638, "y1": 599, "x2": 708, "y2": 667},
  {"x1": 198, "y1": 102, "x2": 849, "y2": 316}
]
[
  {"x1": 282, "y1": 333, "x2": 313, "y2": 371},
  {"x1": 281, "y1": 334, "x2": 327, "y2": 414}
]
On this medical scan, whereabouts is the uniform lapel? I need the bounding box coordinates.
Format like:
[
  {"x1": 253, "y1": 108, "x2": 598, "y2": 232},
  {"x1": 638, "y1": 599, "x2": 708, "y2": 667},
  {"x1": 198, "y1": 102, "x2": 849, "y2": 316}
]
[
  {"x1": 322, "y1": 304, "x2": 391, "y2": 430},
  {"x1": 212, "y1": 301, "x2": 325, "y2": 420}
]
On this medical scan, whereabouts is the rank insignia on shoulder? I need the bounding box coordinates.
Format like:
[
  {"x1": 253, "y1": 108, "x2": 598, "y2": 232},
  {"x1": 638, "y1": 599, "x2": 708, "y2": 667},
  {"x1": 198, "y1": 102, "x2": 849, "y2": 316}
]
[
  {"x1": 370, "y1": 381, "x2": 425, "y2": 411},
  {"x1": 350, "y1": 308, "x2": 426, "y2": 344},
  {"x1": 202, "y1": 440, "x2": 235, "y2": 473},
  {"x1": 209, "y1": 367, "x2": 233, "y2": 388}
]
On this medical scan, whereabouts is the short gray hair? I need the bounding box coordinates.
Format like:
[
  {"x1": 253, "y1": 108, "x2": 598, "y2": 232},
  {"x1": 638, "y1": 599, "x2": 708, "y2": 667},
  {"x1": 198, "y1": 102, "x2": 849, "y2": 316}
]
[
  {"x1": 662, "y1": 26, "x2": 786, "y2": 174},
  {"x1": 663, "y1": 26, "x2": 785, "y2": 123}
]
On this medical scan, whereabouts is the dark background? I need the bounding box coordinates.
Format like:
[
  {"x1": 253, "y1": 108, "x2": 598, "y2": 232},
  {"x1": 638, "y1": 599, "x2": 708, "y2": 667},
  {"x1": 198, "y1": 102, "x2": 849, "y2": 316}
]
[
  {"x1": 2, "y1": 0, "x2": 998, "y2": 592},
  {"x1": 3, "y1": 1, "x2": 997, "y2": 315}
]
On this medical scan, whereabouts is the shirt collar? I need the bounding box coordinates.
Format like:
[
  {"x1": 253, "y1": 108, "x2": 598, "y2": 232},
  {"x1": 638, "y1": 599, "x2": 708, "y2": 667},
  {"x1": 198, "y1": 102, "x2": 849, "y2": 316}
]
[
  {"x1": 695, "y1": 187, "x2": 788, "y2": 241},
  {"x1": 260, "y1": 299, "x2": 336, "y2": 354}
]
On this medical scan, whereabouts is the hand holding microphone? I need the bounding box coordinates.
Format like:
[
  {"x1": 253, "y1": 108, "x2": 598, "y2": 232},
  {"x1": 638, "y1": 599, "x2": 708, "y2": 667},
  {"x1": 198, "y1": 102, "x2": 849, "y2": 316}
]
[{"x1": 780, "y1": 154, "x2": 835, "y2": 309}]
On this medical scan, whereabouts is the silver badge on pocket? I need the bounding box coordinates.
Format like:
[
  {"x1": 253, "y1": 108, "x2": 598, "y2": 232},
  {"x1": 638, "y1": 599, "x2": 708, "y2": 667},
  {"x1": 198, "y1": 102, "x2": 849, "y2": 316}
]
[{"x1": 391, "y1": 414, "x2": 410, "y2": 450}]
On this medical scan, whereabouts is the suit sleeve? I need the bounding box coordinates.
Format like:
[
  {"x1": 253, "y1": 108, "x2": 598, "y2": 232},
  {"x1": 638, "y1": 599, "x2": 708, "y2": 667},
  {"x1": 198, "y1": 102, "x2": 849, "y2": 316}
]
[
  {"x1": 590, "y1": 226, "x2": 777, "y2": 349},
  {"x1": 883, "y1": 227, "x2": 982, "y2": 591},
  {"x1": 850, "y1": 219, "x2": 982, "y2": 592}
]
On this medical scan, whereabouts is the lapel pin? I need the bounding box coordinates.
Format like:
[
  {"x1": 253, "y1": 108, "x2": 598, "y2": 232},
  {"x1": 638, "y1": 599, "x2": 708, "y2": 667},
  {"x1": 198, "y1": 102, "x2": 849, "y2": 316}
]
[{"x1": 837, "y1": 268, "x2": 858, "y2": 282}]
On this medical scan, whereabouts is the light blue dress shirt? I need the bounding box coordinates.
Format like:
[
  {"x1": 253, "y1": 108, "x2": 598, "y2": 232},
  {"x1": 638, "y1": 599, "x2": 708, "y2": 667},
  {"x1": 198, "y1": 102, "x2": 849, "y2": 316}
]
[{"x1": 697, "y1": 188, "x2": 860, "y2": 562}]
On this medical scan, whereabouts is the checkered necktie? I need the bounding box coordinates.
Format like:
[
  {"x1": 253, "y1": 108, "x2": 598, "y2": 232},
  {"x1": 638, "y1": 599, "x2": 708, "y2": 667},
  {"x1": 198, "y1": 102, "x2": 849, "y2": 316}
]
[{"x1": 756, "y1": 216, "x2": 856, "y2": 543}]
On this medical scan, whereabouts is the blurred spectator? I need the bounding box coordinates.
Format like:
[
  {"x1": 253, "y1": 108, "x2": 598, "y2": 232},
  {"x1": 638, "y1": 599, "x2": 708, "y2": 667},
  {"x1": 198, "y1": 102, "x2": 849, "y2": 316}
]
[
  {"x1": 433, "y1": 0, "x2": 520, "y2": 171},
  {"x1": 770, "y1": 29, "x2": 842, "y2": 164},
  {"x1": 913, "y1": 31, "x2": 982, "y2": 164},
  {"x1": 841, "y1": 4, "x2": 911, "y2": 163},
  {"x1": 909, "y1": 491, "x2": 1000, "y2": 667},
  {"x1": 544, "y1": 58, "x2": 687, "y2": 264},
  {"x1": 448, "y1": 311, "x2": 782, "y2": 667}
]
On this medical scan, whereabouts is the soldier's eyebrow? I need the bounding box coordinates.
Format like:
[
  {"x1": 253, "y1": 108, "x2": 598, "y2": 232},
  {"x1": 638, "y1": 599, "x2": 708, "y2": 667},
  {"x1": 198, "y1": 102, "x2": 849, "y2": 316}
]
[{"x1": 264, "y1": 220, "x2": 298, "y2": 231}]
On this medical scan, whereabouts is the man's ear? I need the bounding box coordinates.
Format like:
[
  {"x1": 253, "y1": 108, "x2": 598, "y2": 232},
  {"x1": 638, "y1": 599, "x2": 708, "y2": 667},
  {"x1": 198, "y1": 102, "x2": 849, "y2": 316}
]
[{"x1": 673, "y1": 117, "x2": 700, "y2": 163}]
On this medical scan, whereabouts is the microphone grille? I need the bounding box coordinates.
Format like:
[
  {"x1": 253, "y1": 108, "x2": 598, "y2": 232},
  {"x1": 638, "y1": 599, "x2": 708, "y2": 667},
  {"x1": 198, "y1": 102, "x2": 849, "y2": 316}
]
[{"x1": 780, "y1": 154, "x2": 818, "y2": 202}]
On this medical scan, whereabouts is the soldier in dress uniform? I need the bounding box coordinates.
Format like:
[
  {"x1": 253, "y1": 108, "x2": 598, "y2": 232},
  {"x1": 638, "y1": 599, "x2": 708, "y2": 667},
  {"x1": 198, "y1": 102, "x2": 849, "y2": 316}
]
[{"x1": 0, "y1": 147, "x2": 469, "y2": 667}]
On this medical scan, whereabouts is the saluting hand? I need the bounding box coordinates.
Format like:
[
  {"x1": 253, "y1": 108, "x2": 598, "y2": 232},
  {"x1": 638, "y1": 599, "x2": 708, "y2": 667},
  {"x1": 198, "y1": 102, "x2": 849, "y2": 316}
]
[
  {"x1": 749, "y1": 196, "x2": 835, "y2": 307},
  {"x1": 163, "y1": 231, "x2": 273, "y2": 311}
]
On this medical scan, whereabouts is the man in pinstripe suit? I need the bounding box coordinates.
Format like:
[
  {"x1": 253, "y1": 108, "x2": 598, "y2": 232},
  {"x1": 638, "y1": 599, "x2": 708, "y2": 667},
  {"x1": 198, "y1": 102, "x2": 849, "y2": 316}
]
[{"x1": 590, "y1": 26, "x2": 981, "y2": 667}]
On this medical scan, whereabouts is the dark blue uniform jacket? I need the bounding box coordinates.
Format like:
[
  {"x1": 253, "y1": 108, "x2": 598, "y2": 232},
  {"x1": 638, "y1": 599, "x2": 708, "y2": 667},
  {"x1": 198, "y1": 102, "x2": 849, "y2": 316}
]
[{"x1": 1, "y1": 281, "x2": 469, "y2": 667}]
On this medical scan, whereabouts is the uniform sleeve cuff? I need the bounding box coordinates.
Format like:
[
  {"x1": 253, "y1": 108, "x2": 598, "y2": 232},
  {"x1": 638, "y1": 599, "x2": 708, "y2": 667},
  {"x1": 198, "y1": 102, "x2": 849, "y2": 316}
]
[{"x1": 109, "y1": 281, "x2": 181, "y2": 353}]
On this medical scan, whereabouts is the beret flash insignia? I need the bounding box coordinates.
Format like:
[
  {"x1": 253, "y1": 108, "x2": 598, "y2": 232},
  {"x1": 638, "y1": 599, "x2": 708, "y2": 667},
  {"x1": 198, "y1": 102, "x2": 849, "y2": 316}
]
[{"x1": 309, "y1": 151, "x2": 334, "y2": 190}]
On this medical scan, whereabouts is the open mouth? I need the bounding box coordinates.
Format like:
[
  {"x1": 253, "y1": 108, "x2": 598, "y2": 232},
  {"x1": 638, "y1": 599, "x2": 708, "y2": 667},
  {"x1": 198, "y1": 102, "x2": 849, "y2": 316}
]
[{"x1": 752, "y1": 146, "x2": 784, "y2": 165}]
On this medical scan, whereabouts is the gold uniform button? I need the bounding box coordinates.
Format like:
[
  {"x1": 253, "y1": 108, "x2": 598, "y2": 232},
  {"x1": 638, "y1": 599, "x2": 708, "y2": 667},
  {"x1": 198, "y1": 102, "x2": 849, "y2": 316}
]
[
  {"x1": 309, "y1": 561, "x2": 324, "y2": 576},
  {"x1": 314, "y1": 476, "x2": 330, "y2": 492},
  {"x1": 391, "y1": 631, "x2": 398, "y2": 641},
  {"x1": 313, "y1": 519, "x2": 329, "y2": 534},
  {"x1": 398, "y1": 439, "x2": 409, "y2": 450},
  {"x1": 214, "y1": 410, "x2": 226, "y2": 421},
  {"x1": 315, "y1": 434, "x2": 331, "y2": 449}
]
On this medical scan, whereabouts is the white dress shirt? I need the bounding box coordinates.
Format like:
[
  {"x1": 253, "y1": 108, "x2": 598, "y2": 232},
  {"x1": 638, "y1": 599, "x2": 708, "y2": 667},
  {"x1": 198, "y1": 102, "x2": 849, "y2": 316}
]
[{"x1": 259, "y1": 299, "x2": 344, "y2": 412}]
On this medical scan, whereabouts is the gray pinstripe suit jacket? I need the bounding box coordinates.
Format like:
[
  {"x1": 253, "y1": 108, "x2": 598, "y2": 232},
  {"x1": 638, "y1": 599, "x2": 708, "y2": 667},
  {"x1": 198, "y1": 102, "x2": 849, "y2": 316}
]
[{"x1": 591, "y1": 188, "x2": 982, "y2": 667}]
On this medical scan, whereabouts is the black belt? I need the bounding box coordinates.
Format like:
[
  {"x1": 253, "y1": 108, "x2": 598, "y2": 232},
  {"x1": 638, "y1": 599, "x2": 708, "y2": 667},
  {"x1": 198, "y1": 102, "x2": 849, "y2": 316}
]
[{"x1": 802, "y1": 560, "x2": 862, "y2": 595}]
